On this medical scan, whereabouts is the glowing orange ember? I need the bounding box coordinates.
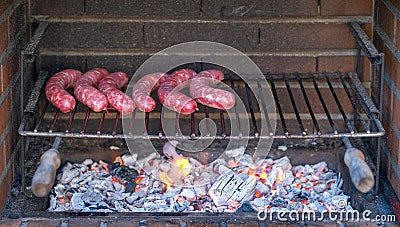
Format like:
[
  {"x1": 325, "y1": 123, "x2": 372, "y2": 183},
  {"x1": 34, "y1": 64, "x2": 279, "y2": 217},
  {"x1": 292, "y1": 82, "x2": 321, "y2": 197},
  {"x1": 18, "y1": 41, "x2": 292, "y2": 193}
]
[
  {"x1": 259, "y1": 172, "x2": 268, "y2": 179},
  {"x1": 255, "y1": 190, "x2": 261, "y2": 198}
]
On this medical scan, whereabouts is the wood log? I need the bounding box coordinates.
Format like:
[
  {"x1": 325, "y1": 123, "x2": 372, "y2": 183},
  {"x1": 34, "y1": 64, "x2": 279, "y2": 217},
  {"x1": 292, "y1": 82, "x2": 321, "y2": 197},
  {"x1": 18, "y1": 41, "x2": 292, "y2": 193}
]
[
  {"x1": 32, "y1": 148, "x2": 61, "y2": 197},
  {"x1": 344, "y1": 147, "x2": 374, "y2": 193}
]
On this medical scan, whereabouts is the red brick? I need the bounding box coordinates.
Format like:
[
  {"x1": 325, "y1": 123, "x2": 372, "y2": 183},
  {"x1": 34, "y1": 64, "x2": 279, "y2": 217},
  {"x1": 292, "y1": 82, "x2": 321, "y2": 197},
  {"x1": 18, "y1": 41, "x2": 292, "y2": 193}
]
[
  {"x1": 396, "y1": 18, "x2": 400, "y2": 50},
  {"x1": 0, "y1": 168, "x2": 12, "y2": 212},
  {"x1": 384, "y1": 46, "x2": 400, "y2": 89},
  {"x1": 320, "y1": 0, "x2": 372, "y2": 16},
  {"x1": 360, "y1": 56, "x2": 372, "y2": 83},
  {"x1": 0, "y1": 22, "x2": 7, "y2": 57},
  {"x1": 377, "y1": 0, "x2": 396, "y2": 42},
  {"x1": 202, "y1": 0, "x2": 318, "y2": 17},
  {"x1": 0, "y1": 95, "x2": 11, "y2": 138},
  {"x1": 148, "y1": 222, "x2": 179, "y2": 227},
  {"x1": 383, "y1": 81, "x2": 393, "y2": 120},
  {"x1": 68, "y1": 219, "x2": 101, "y2": 226},
  {"x1": 251, "y1": 56, "x2": 316, "y2": 74},
  {"x1": 28, "y1": 220, "x2": 60, "y2": 227},
  {"x1": 0, "y1": 220, "x2": 21, "y2": 227},
  {"x1": 0, "y1": 0, "x2": 11, "y2": 16},
  {"x1": 1, "y1": 51, "x2": 19, "y2": 93},
  {"x1": 387, "y1": 124, "x2": 400, "y2": 166},
  {"x1": 108, "y1": 220, "x2": 139, "y2": 227},
  {"x1": 318, "y1": 56, "x2": 356, "y2": 73},
  {"x1": 3, "y1": 126, "x2": 17, "y2": 166},
  {"x1": 7, "y1": 3, "x2": 25, "y2": 43},
  {"x1": 393, "y1": 95, "x2": 400, "y2": 132},
  {"x1": 380, "y1": 138, "x2": 391, "y2": 179},
  {"x1": 389, "y1": 165, "x2": 400, "y2": 198},
  {"x1": 260, "y1": 23, "x2": 356, "y2": 50},
  {"x1": 389, "y1": 0, "x2": 400, "y2": 10}
]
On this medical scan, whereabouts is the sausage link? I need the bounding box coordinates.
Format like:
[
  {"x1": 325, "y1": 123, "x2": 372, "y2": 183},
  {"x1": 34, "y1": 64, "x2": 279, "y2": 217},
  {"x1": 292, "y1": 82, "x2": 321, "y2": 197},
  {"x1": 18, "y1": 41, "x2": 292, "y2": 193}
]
[
  {"x1": 74, "y1": 68, "x2": 109, "y2": 112},
  {"x1": 158, "y1": 69, "x2": 197, "y2": 114},
  {"x1": 132, "y1": 72, "x2": 168, "y2": 112},
  {"x1": 190, "y1": 70, "x2": 235, "y2": 109},
  {"x1": 45, "y1": 69, "x2": 82, "y2": 113},
  {"x1": 98, "y1": 72, "x2": 136, "y2": 115}
]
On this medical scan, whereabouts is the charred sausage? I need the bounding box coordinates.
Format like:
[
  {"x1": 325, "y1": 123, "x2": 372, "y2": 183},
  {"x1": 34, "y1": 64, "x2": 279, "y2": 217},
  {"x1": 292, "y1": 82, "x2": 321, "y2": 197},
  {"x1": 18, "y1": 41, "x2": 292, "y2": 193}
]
[
  {"x1": 74, "y1": 68, "x2": 109, "y2": 112},
  {"x1": 131, "y1": 72, "x2": 168, "y2": 112},
  {"x1": 98, "y1": 72, "x2": 136, "y2": 115},
  {"x1": 190, "y1": 70, "x2": 235, "y2": 109},
  {"x1": 157, "y1": 69, "x2": 197, "y2": 114},
  {"x1": 45, "y1": 69, "x2": 82, "y2": 113}
]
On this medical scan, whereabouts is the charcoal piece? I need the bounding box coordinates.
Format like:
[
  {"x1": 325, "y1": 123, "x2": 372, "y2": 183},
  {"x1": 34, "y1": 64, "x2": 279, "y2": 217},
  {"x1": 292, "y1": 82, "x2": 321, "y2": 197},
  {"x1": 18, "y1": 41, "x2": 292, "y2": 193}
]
[
  {"x1": 124, "y1": 181, "x2": 137, "y2": 193},
  {"x1": 293, "y1": 190, "x2": 311, "y2": 201},
  {"x1": 110, "y1": 162, "x2": 139, "y2": 181},
  {"x1": 236, "y1": 201, "x2": 256, "y2": 212},
  {"x1": 270, "y1": 197, "x2": 288, "y2": 207},
  {"x1": 82, "y1": 191, "x2": 102, "y2": 205}
]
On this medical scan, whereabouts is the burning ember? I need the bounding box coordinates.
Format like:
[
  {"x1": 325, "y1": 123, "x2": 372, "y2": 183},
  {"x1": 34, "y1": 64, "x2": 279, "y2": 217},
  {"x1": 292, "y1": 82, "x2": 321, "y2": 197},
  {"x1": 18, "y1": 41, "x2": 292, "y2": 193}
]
[{"x1": 48, "y1": 145, "x2": 352, "y2": 213}]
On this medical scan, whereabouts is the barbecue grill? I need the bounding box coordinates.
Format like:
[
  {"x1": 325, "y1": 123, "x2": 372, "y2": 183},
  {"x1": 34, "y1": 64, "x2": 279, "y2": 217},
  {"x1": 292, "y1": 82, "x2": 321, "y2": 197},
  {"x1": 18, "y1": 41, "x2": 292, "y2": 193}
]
[{"x1": 5, "y1": 6, "x2": 394, "y2": 225}]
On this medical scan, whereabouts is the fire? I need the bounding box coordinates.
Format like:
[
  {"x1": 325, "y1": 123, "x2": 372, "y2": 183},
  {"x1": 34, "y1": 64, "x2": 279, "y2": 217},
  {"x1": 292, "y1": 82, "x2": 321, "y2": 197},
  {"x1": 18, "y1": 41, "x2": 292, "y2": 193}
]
[
  {"x1": 174, "y1": 157, "x2": 191, "y2": 177},
  {"x1": 159, "y1": 171, "x2": 172, "y2": 189},
  {"x1": 255, "y1": 190, "x2": 261, "y2": 198},
  {"x1": 260, "y1": 172, "x2": 268, "y2": 179}
]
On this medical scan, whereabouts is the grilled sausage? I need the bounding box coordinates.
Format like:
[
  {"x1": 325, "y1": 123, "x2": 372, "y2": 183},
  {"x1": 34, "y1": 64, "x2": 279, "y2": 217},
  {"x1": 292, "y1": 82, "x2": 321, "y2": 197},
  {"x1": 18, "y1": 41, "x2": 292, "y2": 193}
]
[
  {"x1": 158, "y1": 69, "x2": 197, "y2": 114},
  {"x1": 132, "y1": 72, "x2": 168, "y2": 112},
  {"x1": 45, "y1": 69, "x2": 82, "y2": 113},
  {"x1": 98, "y1": 72, "x2": 135, "y2": 115},
  {"x1": 190, "y1": 70, "x2": 235, "y2": 109},
  {"x1": 74, "y1": 68, "x2": 109, "y2": 112}
]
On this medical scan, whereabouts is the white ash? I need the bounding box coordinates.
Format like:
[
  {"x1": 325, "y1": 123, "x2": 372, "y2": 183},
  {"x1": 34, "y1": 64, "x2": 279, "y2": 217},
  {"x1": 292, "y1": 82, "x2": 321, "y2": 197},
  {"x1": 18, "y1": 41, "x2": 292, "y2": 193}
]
[{"x1": 48, "y1": 151, "x2": 353, "y2": 213}]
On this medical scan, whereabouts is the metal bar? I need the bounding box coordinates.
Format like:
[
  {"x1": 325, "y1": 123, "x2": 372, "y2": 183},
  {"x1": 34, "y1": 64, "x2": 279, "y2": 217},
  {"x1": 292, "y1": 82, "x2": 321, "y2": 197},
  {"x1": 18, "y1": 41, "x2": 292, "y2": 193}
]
[
  {"x1": 348, "y1": 72, "x2": 380, "y2": 114},
  {"x1": 25, "y1": 22, "x2": 49, "y2": 56},
  {"x1": 257, "y1": 81, "x2": 273, "y2": 136},
  {"x1": 175, "y1": 112, "x2": 180, "y2": 136},
  {"x1": 112, "y1": 112, "x2": 120, "y2": 136},
  {"x1": 296, "y1": 73, "x2": 321, "y2": 135},
  {"x1": 158, "y1": 111, "x2": 164, "y2": 137},
  {"x1": 66, "y1": 104, "x2": 77, "y2": 133},
  {"x1": 269, "y1": 78, "x2": 288, "y2": 136},
  {"x1": 97, "y1": 111, "x2": 106, "y2": 134},
  {"x1": 34, "y1": 101, "x2": 49, "y2": 133},
  {"x1": 219, "y1": 110, "x2": 226, "y2": 137},
  {"x1": 19, "y1": 130, "x2": 384, "y2": 140},
  {"x1": 350, "y1": 22, "x2": 381, "y2": 64},
  {"x1": 190, "y1": 113, "x2": 196, "y2": 137},
  {"x1": 81, "y1": 108, "x2": 91, "y2": 133},
  {"x1": 145, "y1": 112, "x2": 150, "y2": 133},
  {"x1": 24, "y1": 71, "x2": 48, "y2": 113},
  {"x1": 311, "y1": 74, "x2": 337, "y2": 134},
  {"x1": 339, "y1": 74, "x2": 370, "y2": 133},
  {"x1": 324, "y1": 73, "x2": 355, "y2": 134},
  {"x1": 244, "y1": 83, "x2": 259, "y2": 136},
  {"x1": 204, "y1": 106, "x2": 211, "y2": 136},
  {"x1": 129, "y1": 110, "x2": 136, "y2": 135},
  {"x1": 284, "y1": 75, "x2": 306, "y2": 135},
  {"x1": 49, "y1": 111, "x2": 60, "y2": 133},
  {"x1": 230, "y1": 79, "x2": 242, "y2": 136}
]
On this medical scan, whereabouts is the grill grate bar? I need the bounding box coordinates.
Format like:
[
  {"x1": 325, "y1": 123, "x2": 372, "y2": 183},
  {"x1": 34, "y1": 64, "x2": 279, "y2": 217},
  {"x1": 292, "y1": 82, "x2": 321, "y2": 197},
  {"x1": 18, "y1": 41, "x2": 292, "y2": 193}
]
[
  {"x1": 284, "y1": 75, "x2": 306, "y2": 135},
  {"x1": 66, "y1": 104, "x2": 77, "y2": 133},
  {"x1": 34, "y1": 101, "x2": 49, "y2": 132},
  {"x1": 311, "y1": 74, "x2": 338, "y2": 134},
  {"x1": 257, "y1": 81, "x2": 273, "y2": 136},
  {"x1": 97, "y1": 111, "x2": 106, "y2": 134},
  {"x1": 49, "y1": 110, "x2": 60, "y2": 133},
  {"x1": 20, "y1": 72, "x2": 385, "y2": 140},
  {"x1": 339, "y1": 74, "x2": 370, "y2": 133},
  {"x1": 324, "y1": 73, "x2": 354, "y2": 134},
  {"x1": 245, "y1": 82, "x2": 259, "y2": 137},
  {"x1": 81, "y1": 108, "x2": 91, "y2": 133},
  {"x1": 296, "y1": 73, "x2": 321, "y2": 135},
  {"x1": 112, "y1": 112, "x2": 120, "y2": 136},
  {"x1": 269, "y1": 78, "x2": 289, "y2": 136}
]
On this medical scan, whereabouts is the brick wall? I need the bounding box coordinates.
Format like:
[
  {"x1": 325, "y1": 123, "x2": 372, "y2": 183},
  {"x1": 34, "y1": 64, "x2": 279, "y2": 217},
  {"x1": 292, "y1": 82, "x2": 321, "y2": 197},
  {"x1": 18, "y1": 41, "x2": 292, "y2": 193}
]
[
  {"x1": 375, "y1": 0, "x2": 400, "y2": 206},
  {"x1": 0, "y1": 0, "x2": 28, "y2": 213},
  {"x1": 30, "y1": 0, "x2": 373, "y2": 79}
]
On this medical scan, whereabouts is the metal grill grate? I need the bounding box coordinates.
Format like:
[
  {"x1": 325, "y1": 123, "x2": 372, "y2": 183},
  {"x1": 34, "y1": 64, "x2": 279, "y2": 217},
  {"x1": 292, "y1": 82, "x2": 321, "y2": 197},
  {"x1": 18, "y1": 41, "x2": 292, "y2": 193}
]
[{"x1": 19, "y1": 72, "x2": 384, "y2": 140}]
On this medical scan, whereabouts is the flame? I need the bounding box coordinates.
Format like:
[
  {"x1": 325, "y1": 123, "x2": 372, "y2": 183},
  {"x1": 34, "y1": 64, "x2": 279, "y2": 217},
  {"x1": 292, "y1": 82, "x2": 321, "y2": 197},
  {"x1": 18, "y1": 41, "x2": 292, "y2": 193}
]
[
  {"x1": 255, "y1": 190, "x2": 261, "y2": 198},
  {"x1": 174, "y1": 157, "x2": 191, "y2": 177},
  {"x1": 159, "y1": 171, "x2": 172, "y2": 189},
  {"x1": 260, "y1": 172, "x2": 268, "y2": 179}
]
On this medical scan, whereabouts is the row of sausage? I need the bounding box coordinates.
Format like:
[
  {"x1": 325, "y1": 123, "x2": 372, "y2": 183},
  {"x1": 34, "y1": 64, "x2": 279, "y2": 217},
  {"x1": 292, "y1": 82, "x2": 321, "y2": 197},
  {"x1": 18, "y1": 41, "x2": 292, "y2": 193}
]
[{"x1": 45, "y1": 68, "x2": 236, "y2": 115}]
